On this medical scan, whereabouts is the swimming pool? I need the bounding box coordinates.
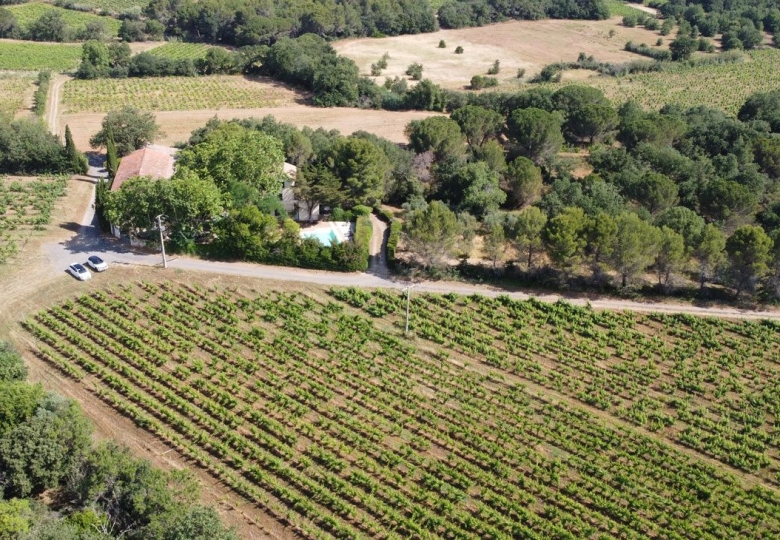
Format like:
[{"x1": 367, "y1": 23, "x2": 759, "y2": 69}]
[
  {"x1": 300, "y1": 221, "x2": 353, "y2": 245},
  {"x1": 301, "y1": 228, "x2": 338, "y2": 245}
]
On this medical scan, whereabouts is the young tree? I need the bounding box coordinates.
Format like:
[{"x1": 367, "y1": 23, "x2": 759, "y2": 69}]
[
  {"x1": 105, "y1": 128, "x2": 119, "y2": 181},
  {"x1": 325, "y1": 137, "x2": 392, "y2": 206},
  {"x1": 609, "y1": 213, "x2": 661, "y2": 287},
  {"x1": 508, "y1": 206, "x2": 547, "y2": 269},
  {"x1": 483, "y1": 222, "x2": 506, "y2": 271},
  {"x1": 655, "y1": 226, "x2": 687, "y2": 290},
  {"x1": 694, "y1": 223, "x2": 726, "y2": 291},
  {"x1": 403, "y1": 201, "x2": 461, "y2": 269},
  {"x1": 506, "y1": 108, "x2": 564, "y2": 165},
  {"x1": 631, "y1": 172, "x2": 679, "y2": 214},
  {"x1": 405, "y1": 116, "x2": 465, "y2": 161},
  {"x1": 670, "y1": 35, "x2": 698, "y2": 61},
  {"x1": 450, "y1": 105, "x2": 504, "y2": 147},
  {"x1": 726, "y1": 224, "x2": 773, "y2": 296},
  {"x1": 294, "y1": 166, "x2": 342, "y2": 222},
  {"x1": 585, "y1": 211, "x2": 617, "y2": 265},
  {"x1": 543, "y1": 207, "x2": 589, "y2": 271},
  {"x1": 89, "y1": 107, "x2": 160, "y2": 156},
  {"x1": 504, "y1": 157, "x2": 542, "y2": 208},
  {"x1": 64, "y1": 125, "x2": 88, "y2": 175},
  {"x1": 567, "y1": 103, "x2": 618, "y2": 143}
]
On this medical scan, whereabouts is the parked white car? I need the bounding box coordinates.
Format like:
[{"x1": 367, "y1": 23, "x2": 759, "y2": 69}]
[
  {"x1": 86, "y1": 255, "x2": 108, "y2": 272},
  {"x1": 67, "y1": 263, "x2": 92, "y2": 281}
]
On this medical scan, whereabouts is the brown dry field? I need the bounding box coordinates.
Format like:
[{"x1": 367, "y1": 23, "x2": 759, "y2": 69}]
[
  {"x1": 334, "y1": 16, "x2": 666, "y2": 89},
  {"x1": 62, "y1": 106, "x2": 441, "y2": 149}
]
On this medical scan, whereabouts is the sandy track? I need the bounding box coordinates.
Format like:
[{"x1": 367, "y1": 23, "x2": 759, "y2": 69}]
[
  {"x1": 63, "y1": 106, "x2": 441, "y2": 149},
  {"x1": 46, "y1": 74, "x2": 66, "y2": 135}
]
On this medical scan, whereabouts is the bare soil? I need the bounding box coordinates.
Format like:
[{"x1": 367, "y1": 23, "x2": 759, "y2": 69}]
[
  {"x1": 334, "y1": 17, "x2": 666, "y2": 89},
  {"x1": 62, "y1": 106, "x2": 441, "y2": 149}
]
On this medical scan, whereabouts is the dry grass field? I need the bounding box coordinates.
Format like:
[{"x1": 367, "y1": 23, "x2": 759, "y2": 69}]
[
  {"x1": 62, "y1": 106, "x2": 441, "y2": 149},
  {"x1": 334, "y1": 16, "x2": 665, "y2": 89}
]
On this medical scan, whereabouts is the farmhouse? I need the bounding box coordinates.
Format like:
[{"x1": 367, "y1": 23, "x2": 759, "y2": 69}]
[
  {"x1": 110, "y1": 145, "x2": 176, "y2": 192},
  {"x1": 110, "y1": 145, "x2": 177, "y2": 238}
]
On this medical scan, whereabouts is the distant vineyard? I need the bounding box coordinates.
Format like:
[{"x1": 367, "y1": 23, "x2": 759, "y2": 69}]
[
  {"x1": 0, "y1": 177, "x2": 67, "y2": 264},
  {"x1": 7, "y1": 4, "x2": 121, "y2": 36},
  {"x1": 0, "y1": 75, "x2": 34, "y2": 115},
  {"x1": 551, "y1": 49, "x2": 780, "y2": 114},
  {"x1": 61, "y1": 0, "x2": 151, "y2": 14},
  {"x1": 147, "y1": 42, "x2": 219, "y2": 61},
  {"x1": 61, "y1": 75, "x2": 298, "y2": 112},
  {"x1": 24, "y1": 281, "x2": 780, "y2": 539},
  {"x1": 0, "y1": 42, "x2": 81, "y2": 71}
]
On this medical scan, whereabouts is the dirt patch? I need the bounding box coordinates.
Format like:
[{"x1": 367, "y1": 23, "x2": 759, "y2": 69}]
[
  {"x1": 334, "y1": 17, "x2": 665, "y2": 89},
  {"x1": 62, "y1": 106, "x2": 441, "y2": 149}
]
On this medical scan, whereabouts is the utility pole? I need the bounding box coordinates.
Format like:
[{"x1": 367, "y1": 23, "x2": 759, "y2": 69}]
[
  {"x1": 403, "y1": 283, "x2": 417, "y2": 336},
  {"x1": 156, "y1": 214, "x2": 167, "y2": 269}
]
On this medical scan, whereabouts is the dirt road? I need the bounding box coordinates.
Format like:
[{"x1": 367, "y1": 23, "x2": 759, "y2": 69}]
[
  {"x1": 46, "y1": 75, "x2": 67, "y2": 136},
  {"x1": 40, "y1": 184, "x2": 780, "y2": 321}
]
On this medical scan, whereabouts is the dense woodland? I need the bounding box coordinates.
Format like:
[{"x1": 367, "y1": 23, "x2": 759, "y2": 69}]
[
  {"x1": 0, "y1": 341, "x2": 236, "y2": 539},
  {"x1": 94, "y1": 80, "x2": 780, "y2": 299}
]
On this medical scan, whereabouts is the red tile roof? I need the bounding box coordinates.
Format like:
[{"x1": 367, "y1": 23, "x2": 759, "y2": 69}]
[{"x1": 111, "y1": 147, "x2": 175, "y2": 192}]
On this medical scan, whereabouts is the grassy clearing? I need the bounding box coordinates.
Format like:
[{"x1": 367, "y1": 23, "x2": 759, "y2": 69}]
[
  {"x1": 0, "y1": 74, "x2": 35, "y2": 114},
  {"x1": 604, "y1": 0, "x2": 651, "y2": 17},
  {"x1": 547, "y1": 48, "x2": 780, "y2": 114},
  {"x1": 147, "y1": 42, "x2": 218, "y2": 61},
  {"x1": 0, "y1": 177, "x2": 67, "y2": 264},
  {"x1": 7, "y1": 4, "x2": 121, "y2": 36},
  {"x1": 22, "y1": 281, "x2": 780, "y2": 538},
  {"x1": 61, "y1": 75, "x2": 298, "y2": 112},
  {"x1": 0, "y1": 41, "x2": 82, "y2": 71}
]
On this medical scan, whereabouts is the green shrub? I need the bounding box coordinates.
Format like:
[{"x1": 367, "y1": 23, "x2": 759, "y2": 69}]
[
  {"x1": 438, "y1": 39, "x2": 446, "y2": 48},
  {"x1": 352, "y1": 205, "x2": 372, "y2": 217},
  {"x1": 455, "y1": 46, "x2": 464, "y2": 54},
  {"x1": 386, "y1": 220, "x2": 402, "y2": 267},
  {"x1": 487, "y1": 59, "x2": 500, "y2": 75},
  {"x1": 406, "y1": 62, "x2": 423, "y2": 80}
]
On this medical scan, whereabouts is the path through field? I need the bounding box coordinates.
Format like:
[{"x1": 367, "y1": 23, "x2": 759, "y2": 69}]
[{"x1": 46, "y1": 74, "x2": 66, "y2": 135}]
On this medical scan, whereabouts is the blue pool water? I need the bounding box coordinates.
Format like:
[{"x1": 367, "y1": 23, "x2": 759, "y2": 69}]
[{"x1": 301, "y1": 229, "x2": 338, "y2": 245}]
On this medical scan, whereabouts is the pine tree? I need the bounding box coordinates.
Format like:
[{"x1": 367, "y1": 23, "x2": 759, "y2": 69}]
[
  {"x1": 64, "y1": 125, "x2": 87, "y2": 174},
  {"x1": 105, "y1": 128, "x2": 119, "y2": 181}
]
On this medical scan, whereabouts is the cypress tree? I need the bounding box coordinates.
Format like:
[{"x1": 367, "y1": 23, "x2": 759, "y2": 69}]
[
  {"x1": 64, "y1": 125, "x2": 87, "y2": 174},
  {"x1": 106, "y1": 128, "x2": 119, "y2": 182}
]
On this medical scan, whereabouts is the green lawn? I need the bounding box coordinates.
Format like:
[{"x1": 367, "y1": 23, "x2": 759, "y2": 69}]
[
  {"x1": 0, "y1": 41, "x2": 82, "y2": 71},
  {"x1": 604, "y1": 0, "x2": 651, "y2": 17},
  {"x1": 7, "y1": 3, "x2": 121, "y2": 37}
]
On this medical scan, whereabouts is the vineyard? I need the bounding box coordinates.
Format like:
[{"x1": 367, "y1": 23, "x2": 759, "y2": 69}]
[
  {"x1": 0, "y1": 177, "x2": 67, "y2": 264},
  {"x1": 0, "y1": 74, "x2": 34, "y2": 115},
  {"x1": 550, "y1": 49, "x2": 780, "y2": 114},
  {"x1": 0, "y1": 42, "x2": 81, "y2": 71},
  {"x1": 61, "y1": 0, "x2": 152, "y2": 15},
  {"x1": 61, "y1": 75, "x2": 300, "y2": 113},
  {"x1": 147, "y1": 42, "x2": 222, "y2": 61},
  {"x1": 7, "y1": 4, "x2": 121, "y2": 36},
  {"x1": 23, "y1": 281, "x2": 780, "y2": 539}
]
